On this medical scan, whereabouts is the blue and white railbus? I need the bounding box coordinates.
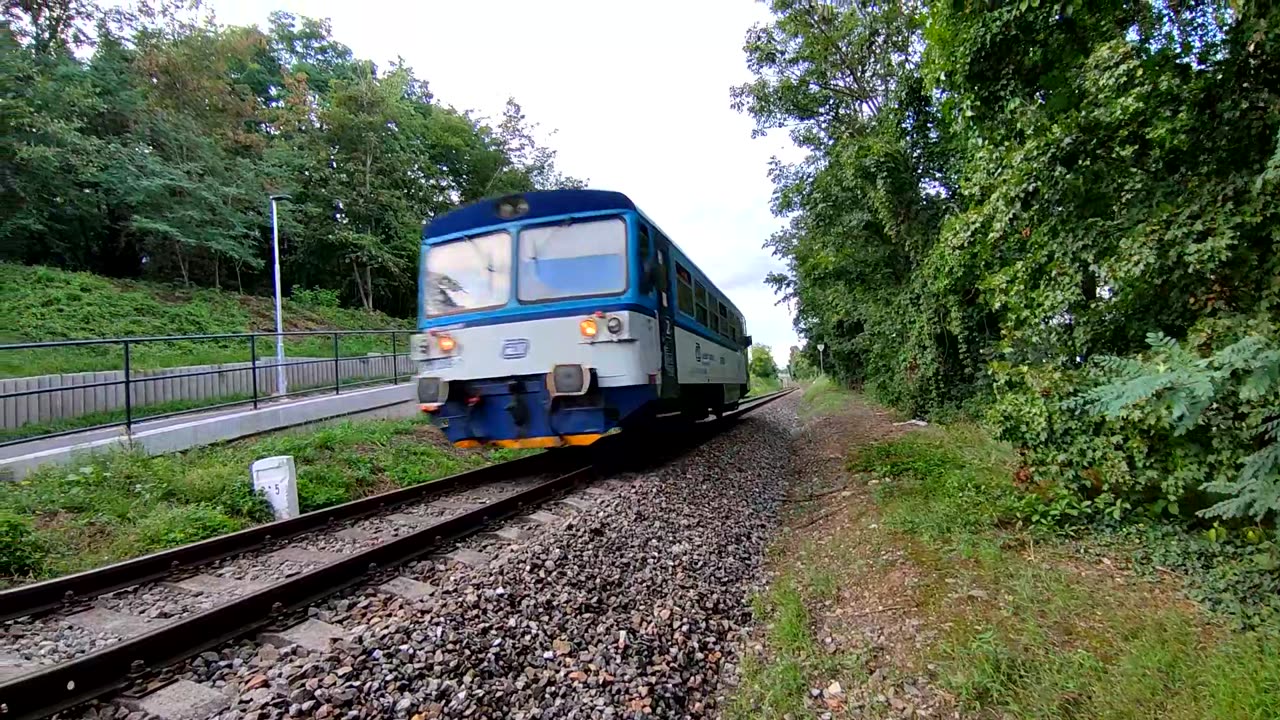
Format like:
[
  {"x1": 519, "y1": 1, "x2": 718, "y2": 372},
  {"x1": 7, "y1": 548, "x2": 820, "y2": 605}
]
[{"x1": 411, "y1": 189, "x2": 752, "y2": 448}]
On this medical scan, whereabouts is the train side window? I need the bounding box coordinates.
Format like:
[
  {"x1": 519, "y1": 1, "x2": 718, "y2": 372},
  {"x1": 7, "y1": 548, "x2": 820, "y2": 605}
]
[
  {"x1": 637, "y1": 223, "x2": 651, "y2": 260},
  {"x1": 710, "y1": 308, "x2": 721, "y2": 334},
  {"x1": 676, "y1": 263, "x2": 694, "y2": 315},
  {"x1": 694, "y1": 282, "x2": 708, "y2": 326}
]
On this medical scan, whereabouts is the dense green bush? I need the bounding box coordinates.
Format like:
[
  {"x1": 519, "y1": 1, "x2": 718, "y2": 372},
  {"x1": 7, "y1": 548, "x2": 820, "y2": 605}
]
[
  {"x1": 739, "y1": 0, "x2": 1280, "y2": 535},
  {"x1": 133, "y1": 503, "x2": 245, "y2": 551},
  {"x1": 992, "y1": 318, "x2": 1280, "y2": 525},
  {"x1": 291, "y1": 286, "x2": 342, "y2": 309},
  {"x1": 0, "y1": 510, "x2": 44, "y2": 577}
]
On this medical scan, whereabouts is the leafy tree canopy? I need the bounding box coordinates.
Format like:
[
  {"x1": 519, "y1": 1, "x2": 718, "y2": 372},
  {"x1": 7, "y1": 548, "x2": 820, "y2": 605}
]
[
  {"x1": 739, "y1": 0, "x2": 1280, "y2": 524},
  {"x1": 0, "y1": 0, "x2": 584, "y2": 316}
]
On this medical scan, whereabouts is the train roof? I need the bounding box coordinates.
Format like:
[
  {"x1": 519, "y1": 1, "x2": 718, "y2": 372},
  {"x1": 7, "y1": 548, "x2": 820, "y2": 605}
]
[{"x1": 423, "y1": 189, "x2": 637, "y2": 241}]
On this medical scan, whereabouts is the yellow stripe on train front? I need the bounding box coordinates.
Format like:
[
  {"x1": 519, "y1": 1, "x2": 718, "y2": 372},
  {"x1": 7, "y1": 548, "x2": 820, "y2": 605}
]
[
  {"x1": 454, "y1": 434, "x2": 607, "y2": 450},
  {"x1": 491, "y1": 437, "x2": 565, "y2": 449},
  {"x1": 560, "y1": 434, "x2": 605, "y2": 446}
]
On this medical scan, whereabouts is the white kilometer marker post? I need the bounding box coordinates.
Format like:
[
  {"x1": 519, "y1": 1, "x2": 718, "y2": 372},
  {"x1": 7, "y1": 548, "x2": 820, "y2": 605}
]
[{"x1": 251, "y1": 455, "x2": 300, "y2": 520}]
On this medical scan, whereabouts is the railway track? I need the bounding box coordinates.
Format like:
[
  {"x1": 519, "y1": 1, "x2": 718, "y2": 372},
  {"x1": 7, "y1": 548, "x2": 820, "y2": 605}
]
[{"x1": 0, "y1": 389, "x2": 792, "y2": 720}]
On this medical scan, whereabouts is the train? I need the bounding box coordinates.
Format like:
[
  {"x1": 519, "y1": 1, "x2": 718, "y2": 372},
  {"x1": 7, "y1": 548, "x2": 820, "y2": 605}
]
[{"x1": 411, "y1": 189, "x2": 753, "y2": 448}]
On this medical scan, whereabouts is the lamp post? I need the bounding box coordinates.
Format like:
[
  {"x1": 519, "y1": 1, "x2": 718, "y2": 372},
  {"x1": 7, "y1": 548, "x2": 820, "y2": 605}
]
[
  {"x1": 817, "y1": 343, "x2": 825, "y2": 377},
  {"x1": 269, "y1": 193, "x2": 292, "y2": 397}
]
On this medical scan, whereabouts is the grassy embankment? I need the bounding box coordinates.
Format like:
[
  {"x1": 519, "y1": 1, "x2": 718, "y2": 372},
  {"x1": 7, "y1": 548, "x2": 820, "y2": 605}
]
[
  {"x1": 1, "y1": 264, "x2": 415, "y2": 441},
  {"x1": 0, "y1": 416, "x2": 522, "y2": 584},
  {"x1": 732, "y1": 379, "x2": 1280, "y2": 719},
  {"x1": 0, "y1": 263, "x2": 412, "y2": 377}
]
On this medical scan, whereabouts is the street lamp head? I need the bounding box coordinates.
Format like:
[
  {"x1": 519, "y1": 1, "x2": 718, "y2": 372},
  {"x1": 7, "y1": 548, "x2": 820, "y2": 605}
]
[{"x1": 269, "y1": 193, "x2": 292, "y2": 201}]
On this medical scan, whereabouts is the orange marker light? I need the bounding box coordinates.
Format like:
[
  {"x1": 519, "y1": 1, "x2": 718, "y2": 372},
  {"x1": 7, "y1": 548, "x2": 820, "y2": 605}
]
[
  {"x1": 579, "y1": 318, "x2": 598, "y2": 338},
  {"x1": 437, "y1": 334, "x2": 456, "y2": 353}
]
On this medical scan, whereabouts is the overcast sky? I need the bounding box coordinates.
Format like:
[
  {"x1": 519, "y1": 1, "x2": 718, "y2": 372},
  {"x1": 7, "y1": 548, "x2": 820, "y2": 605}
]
[{"x1": 207, "y1": 0, "x2": 800, "y2": 363}]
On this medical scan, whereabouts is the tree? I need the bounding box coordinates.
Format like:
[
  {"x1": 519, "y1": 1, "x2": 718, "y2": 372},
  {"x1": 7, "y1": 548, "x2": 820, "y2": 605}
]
[
  {"x1": 0, "y1": 5, "x2": 579, "y2": 318},
  {"x1": 488, "y1": 97, "x2": 587, "y2": 193},
  {"x1": 750, "y1": 345, "x2": 779, "y2": 380},
  {"x1": 736, "y1": 0, "x2": 1280, "y2": 522}
]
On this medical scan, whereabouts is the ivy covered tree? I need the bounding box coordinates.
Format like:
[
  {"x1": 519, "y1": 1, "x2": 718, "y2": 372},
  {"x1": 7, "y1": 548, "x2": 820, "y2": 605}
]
[{"x1": 739, "y1": 0, "x2": 1280, "y2": 523}]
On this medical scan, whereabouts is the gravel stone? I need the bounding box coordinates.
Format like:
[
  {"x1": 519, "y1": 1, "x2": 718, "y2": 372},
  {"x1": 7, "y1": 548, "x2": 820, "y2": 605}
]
[
  {"x1": 3, "y1": 474, "x2": 547, "y2": 693},
  {"x1": 198, "y1": 396, "x2": 799, "y2": 719}
]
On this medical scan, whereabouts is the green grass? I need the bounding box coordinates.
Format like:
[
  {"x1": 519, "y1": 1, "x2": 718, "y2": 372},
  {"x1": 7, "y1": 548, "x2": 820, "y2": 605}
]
[
  {"x1": 798, "y1": 375, "x2": 856, "y2": 418},
  {"x1": 0, "y1": 263, "x2": 412, "y2": 377},
  {"x1": 853, "y1": 425, "x2": 1280, "y2": 720},
  {"x1": 0, "y1": 417, "x2": 523, "y2": 583},
  {"x1": 730, "y1": 564, "x2": 868, "y2": 719},
  {"x1": 729, "y1": 577, "x2": 824, "y2": 719}
]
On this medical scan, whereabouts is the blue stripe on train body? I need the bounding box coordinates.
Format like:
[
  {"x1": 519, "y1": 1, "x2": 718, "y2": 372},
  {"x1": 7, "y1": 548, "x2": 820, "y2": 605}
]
[{"x1": 416, "y1": 189, "x2": 752, "y2": 445}]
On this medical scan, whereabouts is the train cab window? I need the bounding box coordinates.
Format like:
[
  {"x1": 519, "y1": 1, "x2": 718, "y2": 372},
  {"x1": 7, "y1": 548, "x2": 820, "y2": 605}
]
[
  {"x1": 518, "y1": 218, "x2": 627, "y2": 301},
  {"x1": 694, "y1": 282, "x2": 708, "y2": 326},
  {"x1": 676, "y1": 264, "x2": 694, "y2": 315},
  {"x1": 424, "y1": 230, "x2": 512, "y2": 316}
]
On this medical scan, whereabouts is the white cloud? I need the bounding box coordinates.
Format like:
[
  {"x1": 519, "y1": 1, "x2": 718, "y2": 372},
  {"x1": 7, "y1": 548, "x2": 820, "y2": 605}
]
[{"x1": 207, "y1": 0, "x2": 800, "y2": 362}]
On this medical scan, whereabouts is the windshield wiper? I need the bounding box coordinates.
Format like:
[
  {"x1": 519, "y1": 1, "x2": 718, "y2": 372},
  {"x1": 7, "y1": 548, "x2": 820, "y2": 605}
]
[{"x1": 462, "y1": 236, "x2": 495, "y2": 274}]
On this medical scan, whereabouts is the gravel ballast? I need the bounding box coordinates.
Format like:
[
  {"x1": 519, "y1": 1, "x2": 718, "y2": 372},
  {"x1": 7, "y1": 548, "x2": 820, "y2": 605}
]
[
  {"x1": 162, "y1": 397, "x2": 801, "y2": 720},
  {"x1": 0, "y1": 479, "x2": 546, "y2": 676}
]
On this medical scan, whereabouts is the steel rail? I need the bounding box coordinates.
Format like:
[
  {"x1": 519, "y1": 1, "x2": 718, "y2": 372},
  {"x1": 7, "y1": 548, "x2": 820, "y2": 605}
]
[
  {"x1": 0, "y1": 449, "x2": 570, "y2": 623},
  {"x1": 0, "y1": 466, "x2": 596, "y2": 720},
  {"x1": 0, "y1": 388, "x2": 792, "y2": 720}
]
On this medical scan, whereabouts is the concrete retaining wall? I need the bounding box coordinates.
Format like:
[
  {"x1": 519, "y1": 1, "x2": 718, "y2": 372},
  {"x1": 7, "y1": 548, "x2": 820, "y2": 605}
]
[{"x1": 0, "y1": 354, "x2": 415, "y2": 430}]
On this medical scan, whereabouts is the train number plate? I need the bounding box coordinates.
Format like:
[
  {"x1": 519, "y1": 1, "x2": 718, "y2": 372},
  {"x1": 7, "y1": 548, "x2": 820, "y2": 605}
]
[
  {"x1": 501, "y1": 338, "x2": 530, "y2": 359},
  {"x1": 421, "y1": 357, "x2": 456, "y2": 371}
]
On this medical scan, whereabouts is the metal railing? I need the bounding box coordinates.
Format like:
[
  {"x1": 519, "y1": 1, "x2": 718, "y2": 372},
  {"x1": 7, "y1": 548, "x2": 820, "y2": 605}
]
[{"x1": 0, "y1": 330, "x2": 415, "y2": 449}]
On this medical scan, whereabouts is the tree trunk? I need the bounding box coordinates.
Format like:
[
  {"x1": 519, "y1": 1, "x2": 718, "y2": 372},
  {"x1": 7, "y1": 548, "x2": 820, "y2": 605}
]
[
  {"x1": 352, "y1": 260, "x2": 371, "y2": 311},
  {"x1": 362, "y1": 265, "x2": 373, "y2": 312},
  {"x1": 234, "y1": 263, "x2": 243, "y2": 294},
  {"x1": 175, "y1": 243, "x2": 189, "y2": 286},
  {"x1": 214, "y1": 258, "x2": 220, "y2": 289}
]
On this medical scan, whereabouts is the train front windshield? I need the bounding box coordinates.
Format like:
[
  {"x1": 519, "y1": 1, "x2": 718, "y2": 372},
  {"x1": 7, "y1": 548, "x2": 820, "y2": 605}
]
[
  {"x1": 423, "y1": 231, "x2": 512, "y2": 316},
  {"x1": 423, "y1": 218, "x2": 628, "y2": 317},
  {"x1": 517, "y1": 218, "x2": 627, "y2": 301}
]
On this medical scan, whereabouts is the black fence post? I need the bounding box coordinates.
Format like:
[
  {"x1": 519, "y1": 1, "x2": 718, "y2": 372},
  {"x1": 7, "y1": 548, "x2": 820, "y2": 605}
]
[
  {"x1": 250, "y1": 334, "x2": 259, "y2": 410},
  {"x1": 391, "y1": 332, "x2": 399, "y2": 384},
  {"x1": 333, "y1": 332, "x2": 341, "y2": 395},
  {"x1": 122, "y1": 340, "x2": 133, "y2": 436}
]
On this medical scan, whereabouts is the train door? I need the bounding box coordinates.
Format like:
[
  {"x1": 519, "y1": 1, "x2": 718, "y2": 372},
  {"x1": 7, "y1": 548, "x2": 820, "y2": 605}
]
[{"x1": 651, "y1": 230, "x2": 680, "y2": 398}]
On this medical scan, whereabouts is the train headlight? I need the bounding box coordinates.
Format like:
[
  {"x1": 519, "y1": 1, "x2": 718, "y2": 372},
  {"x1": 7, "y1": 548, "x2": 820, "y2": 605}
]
[
  {"x1": 579, "y1": 318, "x2": 598, "y2": 338},
  {"x1": 495, "y1": 195, "x2": 529, "y2": 219},
  {"x1": 437, "y1": 334, "x2": 457, "y2": 353},
  {"x1": 417, "y1": 377, "x2": 448, "y2": 405},
  {"x1": 548, "y1": 364, "x2": 589, "y2": 395},
  {"x1": 606, "y1": 316, "x2": 623, "y2": 334}
]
